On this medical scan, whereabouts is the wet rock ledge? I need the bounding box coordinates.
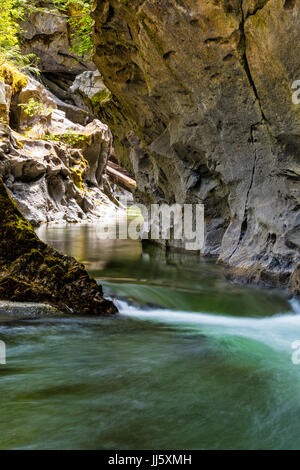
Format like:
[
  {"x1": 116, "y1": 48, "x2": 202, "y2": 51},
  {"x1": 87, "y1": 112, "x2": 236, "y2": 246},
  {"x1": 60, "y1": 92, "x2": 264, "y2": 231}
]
[{"x1": 0, "y1": 178, "x2": 117, "y2": 315}]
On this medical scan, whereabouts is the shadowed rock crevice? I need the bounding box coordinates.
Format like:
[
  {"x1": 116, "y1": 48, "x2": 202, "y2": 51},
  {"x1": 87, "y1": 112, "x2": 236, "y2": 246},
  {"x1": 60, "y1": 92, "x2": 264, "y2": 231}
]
[
  {"x1": 284, "y1": 0, "x2": 296, "y2": 9},
  {"x1": 239, "y1": 0, "x2": 267, "y2": 124},
  {"x1": 229, "y1": 123, "x2": 260, "y2": 259}
]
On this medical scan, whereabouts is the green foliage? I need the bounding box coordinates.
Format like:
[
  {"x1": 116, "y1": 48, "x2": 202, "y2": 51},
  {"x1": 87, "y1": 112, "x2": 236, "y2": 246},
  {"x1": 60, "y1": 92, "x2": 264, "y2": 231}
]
[
  {"x1": 18, "y1": 98, "x2": 53, "y2": 117},
  {"x1": 44, "y1": 132, "x2": 88, "y2": 146},
  {"x1": 0, "y1": 0, "x2": 39, "y2": 72},
  {"x1": 49, "y1": 1, "x2": 93, "y2": 58},
  {"x1": 91, "y1": 89, "x2": 112, "y2": 108},
  {"x1": 0, "y1": 0, "x2": 93, "y2": 74},
  {"x1": 0, "y1": 0, "x2": 23, "y2": 60}
]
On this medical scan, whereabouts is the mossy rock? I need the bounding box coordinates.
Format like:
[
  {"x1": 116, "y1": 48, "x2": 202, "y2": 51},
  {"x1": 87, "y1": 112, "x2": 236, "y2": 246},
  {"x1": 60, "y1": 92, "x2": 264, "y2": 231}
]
[
  {"x1": 0, "y1": 178, "x2": 117, "y2": 315},
  {"x1": 0, "y1": 63, "x2": 28, "y2": 95},
  {"x1": 43, "y1": 132, "x2": 90, "y2": 148},
  {"x1": 91, "y1": 89, "x2": 112, "y2": 112}
]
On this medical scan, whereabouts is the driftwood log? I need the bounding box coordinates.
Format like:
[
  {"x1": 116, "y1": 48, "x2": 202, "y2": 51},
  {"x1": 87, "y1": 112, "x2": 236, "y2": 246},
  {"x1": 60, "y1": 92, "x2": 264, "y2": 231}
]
[{"x1": 107, "y1": 161, "x2": 136, "y2": 193}]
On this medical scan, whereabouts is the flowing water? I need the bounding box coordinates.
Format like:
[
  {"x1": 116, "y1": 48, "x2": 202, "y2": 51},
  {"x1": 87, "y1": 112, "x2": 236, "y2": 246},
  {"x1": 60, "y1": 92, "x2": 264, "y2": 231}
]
[{"x1": 0, "y1": 222, "x2": 300, "y2": 449}]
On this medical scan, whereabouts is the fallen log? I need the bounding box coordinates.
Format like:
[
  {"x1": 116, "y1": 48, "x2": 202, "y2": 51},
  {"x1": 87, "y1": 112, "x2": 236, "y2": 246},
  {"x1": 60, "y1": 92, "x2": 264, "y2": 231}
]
[
  {"x1": 108, "y1": 159, "x2": 133, "y2": 178},
  {"x1": 106, "y1": 163, "x2": 136, "y2": 193}
]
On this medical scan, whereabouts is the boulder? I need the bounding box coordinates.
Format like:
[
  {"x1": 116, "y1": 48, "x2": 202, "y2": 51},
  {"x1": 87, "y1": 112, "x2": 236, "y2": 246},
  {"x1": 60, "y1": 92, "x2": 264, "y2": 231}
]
[
  {"x1": 290, "y1": 265, "x2": 300, "y2": 295},
  {"x1": 10, "y1": 76, "x2": 57, "y2": 133},
  {"x1": 51, "y1": 96, "x2": 93, "y2": 126},
  {"x1": 19, "y1": 6, "x2": 96, "y2": 111},
  {"x1": 0, "y1": 177, "x2": 117, "y2": 315},
  {"x1": 79, "y1": 120, "x2": 113, "y2": 187},
  {"x1": 70, "y1": 70, "x2": 111, "y2": 113},
  {"x1": 20, "y1": 9, "x2": 93, "y2": 75},
  {"x1": 45, "y1": 117, "x2": 113, "y2": 188}
]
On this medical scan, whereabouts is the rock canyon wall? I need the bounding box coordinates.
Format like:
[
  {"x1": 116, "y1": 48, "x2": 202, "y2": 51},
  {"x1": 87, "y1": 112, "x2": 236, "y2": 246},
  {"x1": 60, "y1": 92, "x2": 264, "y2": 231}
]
[{"x1": 93, "y1": 0, "x2": 300, "y2": 292}]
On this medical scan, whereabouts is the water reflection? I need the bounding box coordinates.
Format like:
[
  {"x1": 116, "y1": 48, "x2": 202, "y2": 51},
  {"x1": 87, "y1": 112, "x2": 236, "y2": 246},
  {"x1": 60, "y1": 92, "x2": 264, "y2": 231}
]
[{"x1": 37, "y1": 223, "x2": 291, "y2": 318}]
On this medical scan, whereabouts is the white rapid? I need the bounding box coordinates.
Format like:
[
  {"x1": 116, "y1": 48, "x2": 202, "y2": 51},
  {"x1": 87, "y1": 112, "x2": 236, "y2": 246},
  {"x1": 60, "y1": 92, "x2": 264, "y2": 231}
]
[{"x1": 116, "y1": 298, "x2": 300, "y2": 353}]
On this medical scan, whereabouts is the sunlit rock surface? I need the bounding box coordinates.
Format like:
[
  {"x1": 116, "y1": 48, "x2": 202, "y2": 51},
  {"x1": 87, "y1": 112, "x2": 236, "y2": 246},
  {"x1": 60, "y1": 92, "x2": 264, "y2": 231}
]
[
  {"x1": 0, "y1": 72, "x2": 119, "y2": 226},
  {"x1": 0, "y1": 122, "x2": 117, "y2": 226}
]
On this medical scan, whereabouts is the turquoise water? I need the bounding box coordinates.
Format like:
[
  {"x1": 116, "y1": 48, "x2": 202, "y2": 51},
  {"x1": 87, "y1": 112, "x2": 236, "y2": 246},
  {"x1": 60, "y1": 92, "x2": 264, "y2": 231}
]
[{"x1": 0, "y1": 223, "x2": 299, "y2": 449}]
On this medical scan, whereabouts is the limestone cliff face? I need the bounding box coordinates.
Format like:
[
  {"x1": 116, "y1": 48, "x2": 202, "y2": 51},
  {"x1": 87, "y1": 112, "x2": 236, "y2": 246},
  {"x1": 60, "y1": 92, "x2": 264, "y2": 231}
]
[
  {"x1": 93, "y1": 0, "x2": 300, "y2": 292},
  {"x1": 20, "y1": 9, "x2": 86, "y2": 75},
  {"x1": 20, "y1": 6, "x2": 94, "y2": 106},
  {"x1": 0, "y1": 74, "x2": 117, "y2": 226}
]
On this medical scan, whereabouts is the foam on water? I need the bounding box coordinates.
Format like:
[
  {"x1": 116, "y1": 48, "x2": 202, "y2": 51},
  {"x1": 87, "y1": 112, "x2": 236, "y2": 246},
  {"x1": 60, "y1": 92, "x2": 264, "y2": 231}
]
[
  {"x1": 116, "y1": 297, "x2": 300, "y2": 352},
  {"x1": 290, "y1": 297, "x2": 300, "y2": 314}
]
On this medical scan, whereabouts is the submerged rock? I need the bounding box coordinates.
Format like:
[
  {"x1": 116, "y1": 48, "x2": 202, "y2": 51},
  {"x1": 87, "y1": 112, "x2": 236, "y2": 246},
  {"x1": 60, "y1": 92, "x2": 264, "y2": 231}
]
[
  {"x1": 0, "y1": 178, "x2": 117, "y2": 315},
  {"x1": 0, "y1": 301, "x2": 62, "y2": 320}
]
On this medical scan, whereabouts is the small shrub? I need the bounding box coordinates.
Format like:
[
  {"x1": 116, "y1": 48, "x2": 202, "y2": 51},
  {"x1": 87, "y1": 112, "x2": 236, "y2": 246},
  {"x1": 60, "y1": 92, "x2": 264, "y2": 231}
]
[
  {"x1": 43, "y1": 132, "x2": 89, "y2": 147},
  {"x1": 18, "y1": 98, "x2": 52, "y2": 117}
]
